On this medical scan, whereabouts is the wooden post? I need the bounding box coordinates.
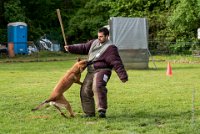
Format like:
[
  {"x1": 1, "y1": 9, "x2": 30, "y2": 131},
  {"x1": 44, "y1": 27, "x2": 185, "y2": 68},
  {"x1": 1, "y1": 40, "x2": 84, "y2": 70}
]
[
  {"x1": 8, "y1": 42, "x2": 15, "y2": 57},
  {"x1": 56, "y1": 9, "x2": 67, "y2": 46}
]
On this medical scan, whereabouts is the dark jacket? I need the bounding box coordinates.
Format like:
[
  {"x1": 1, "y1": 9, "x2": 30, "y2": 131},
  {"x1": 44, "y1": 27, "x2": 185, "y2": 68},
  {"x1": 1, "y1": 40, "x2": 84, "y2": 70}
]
[{"x1": 68, "y1": 40, "x2": 128, "y2": 82}]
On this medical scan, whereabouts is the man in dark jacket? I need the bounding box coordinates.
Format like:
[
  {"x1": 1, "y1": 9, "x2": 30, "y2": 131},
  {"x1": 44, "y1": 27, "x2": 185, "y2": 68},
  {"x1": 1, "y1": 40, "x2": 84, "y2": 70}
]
[{"x1": 64, "y1": 27, "x2": 128, "y2": 118}]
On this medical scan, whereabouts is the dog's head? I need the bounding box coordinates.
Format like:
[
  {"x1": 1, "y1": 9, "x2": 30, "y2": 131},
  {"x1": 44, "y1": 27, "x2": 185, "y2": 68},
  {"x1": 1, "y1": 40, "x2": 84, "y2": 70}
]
[{"x1": 73, "y1": 58, "x2": 88, "y2": 73}]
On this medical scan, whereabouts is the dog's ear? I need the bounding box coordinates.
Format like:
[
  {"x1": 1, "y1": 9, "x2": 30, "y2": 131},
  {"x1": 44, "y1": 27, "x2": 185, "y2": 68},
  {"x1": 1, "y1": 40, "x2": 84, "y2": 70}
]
[{"x1": 77, "y1": 57, "x2": 81, "y2": 62}]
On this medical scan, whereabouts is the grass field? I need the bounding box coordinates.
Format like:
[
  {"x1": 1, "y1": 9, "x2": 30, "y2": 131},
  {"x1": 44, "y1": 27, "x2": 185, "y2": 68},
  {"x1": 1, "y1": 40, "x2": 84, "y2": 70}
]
[{"x1": 0, "y1": 55, "x2": 200, "y2": 134}]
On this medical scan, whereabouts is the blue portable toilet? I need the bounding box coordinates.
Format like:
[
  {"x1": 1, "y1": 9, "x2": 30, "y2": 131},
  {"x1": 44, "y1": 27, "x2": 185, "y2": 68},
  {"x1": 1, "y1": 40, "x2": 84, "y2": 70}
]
[{"x1": 7, "y1": 22, "x2": 28, "y2": 54}]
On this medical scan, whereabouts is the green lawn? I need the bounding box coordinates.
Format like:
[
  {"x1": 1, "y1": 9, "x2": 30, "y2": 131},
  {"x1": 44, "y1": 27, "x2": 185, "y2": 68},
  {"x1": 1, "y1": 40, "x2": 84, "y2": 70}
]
[{"x1": 0, "y1": 55, "x2": 200, "y2": 134}]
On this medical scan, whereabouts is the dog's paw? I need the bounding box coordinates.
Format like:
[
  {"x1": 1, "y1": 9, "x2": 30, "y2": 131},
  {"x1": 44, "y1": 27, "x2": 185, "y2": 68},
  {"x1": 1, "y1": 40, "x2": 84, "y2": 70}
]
[
  {"x1": 31, "y1": 108, "x2": 37, "y2": 111},
  {"x1": 61, "y1": 113, "x2": 67, "y2": 118},
  {"x1": 70, "y1": 114, "x2": 75, "y2": 117}
]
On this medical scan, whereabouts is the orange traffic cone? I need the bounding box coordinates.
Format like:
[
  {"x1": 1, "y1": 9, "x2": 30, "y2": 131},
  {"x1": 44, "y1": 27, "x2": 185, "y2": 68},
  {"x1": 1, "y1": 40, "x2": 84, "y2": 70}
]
[{"x1": 166, "y1": 62, "x2": 172, "y2": 76}]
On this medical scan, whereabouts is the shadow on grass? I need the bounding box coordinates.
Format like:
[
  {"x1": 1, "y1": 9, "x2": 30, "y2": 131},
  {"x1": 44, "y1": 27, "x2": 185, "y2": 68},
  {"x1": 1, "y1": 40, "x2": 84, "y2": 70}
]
[
  {"x1": 107, "y1": 110, "x2": 192, "y2": 125},
  {"x1": 107, "y1": 110, "x2": 200, "y2": 133}
]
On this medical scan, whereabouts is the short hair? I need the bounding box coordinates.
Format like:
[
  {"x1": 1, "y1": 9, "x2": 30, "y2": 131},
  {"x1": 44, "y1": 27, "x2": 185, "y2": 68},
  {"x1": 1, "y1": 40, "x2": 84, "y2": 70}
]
[{"x1": 98, "y1": 27, "x2": 109, "y2": 36}]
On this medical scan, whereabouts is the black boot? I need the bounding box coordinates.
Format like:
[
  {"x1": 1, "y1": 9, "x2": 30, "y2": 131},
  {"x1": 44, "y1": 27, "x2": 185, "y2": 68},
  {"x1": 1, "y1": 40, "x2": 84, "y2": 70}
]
[
  {"x1": 81, "y1": 114, "x2": 95, "y2": 118},
  {"x1": 98, "y1": 110, "x2": 106, "y2": 118}
]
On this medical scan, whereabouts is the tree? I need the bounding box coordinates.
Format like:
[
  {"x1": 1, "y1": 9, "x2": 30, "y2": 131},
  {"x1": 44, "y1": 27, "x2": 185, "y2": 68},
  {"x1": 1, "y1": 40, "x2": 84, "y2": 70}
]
[
  {"x1": 19, "y1": 0, "x2": 88, "y2": 42},
  {"x1": 4, "y1": 0, "x2": 26, "y2": 22},
  {"x1": 166, "y1": 0, "x2": 200, "y2": 53},
  {"x1": 167, "y1": 0, "x2": 199, "y2": 40},
  {"x1": 67, "y1": 0, "x2": 110, "y2": 43},
  {"x1": 0, "y1": 0, "x2": 7, "y2": 42},
  {"x1": 0, "y1": 0, "x2": 199, "y2": 54}
]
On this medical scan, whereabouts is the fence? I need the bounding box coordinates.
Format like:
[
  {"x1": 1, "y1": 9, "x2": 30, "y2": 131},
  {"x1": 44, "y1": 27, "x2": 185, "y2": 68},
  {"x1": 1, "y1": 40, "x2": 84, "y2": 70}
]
[{"x1": 149, "y1": 40, "x2": 200, "y2": 55}]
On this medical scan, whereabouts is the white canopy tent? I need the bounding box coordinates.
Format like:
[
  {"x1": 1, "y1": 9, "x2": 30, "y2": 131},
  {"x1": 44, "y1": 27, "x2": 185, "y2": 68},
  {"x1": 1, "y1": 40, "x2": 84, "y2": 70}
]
[
  {"x1": 108, "y1": 17, "x2": 156, "y2": 69},
  {"x1": 110, "y1": 17, "x2": 148, "y2": 50}
]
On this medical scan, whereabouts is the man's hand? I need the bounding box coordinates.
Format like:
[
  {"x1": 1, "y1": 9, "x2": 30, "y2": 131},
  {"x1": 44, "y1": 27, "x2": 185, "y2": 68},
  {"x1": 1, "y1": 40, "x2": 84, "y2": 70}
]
[{"x1": 64, "y1": 45, "x2": 69, "y2": 52}]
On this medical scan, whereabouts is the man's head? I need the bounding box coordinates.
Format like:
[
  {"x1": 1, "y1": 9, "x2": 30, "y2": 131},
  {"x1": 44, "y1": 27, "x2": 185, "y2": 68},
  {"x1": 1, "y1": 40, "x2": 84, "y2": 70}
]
[{"x1": 98, "y1": 27, "x2": 109, "y2": 43}]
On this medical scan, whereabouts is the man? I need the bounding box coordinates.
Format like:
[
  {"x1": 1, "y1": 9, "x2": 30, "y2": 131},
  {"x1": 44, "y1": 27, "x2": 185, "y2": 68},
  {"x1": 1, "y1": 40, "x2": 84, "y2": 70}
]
[{"x1": 64, "y1": 27, "x2": 128, "y2": 118}]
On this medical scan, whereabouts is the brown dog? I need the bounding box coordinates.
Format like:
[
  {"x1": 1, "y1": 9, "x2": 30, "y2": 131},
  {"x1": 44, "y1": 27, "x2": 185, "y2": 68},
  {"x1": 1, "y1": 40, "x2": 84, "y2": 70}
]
[{"x1": 32, "y1": 58, "x2": 88, "y2": 118}]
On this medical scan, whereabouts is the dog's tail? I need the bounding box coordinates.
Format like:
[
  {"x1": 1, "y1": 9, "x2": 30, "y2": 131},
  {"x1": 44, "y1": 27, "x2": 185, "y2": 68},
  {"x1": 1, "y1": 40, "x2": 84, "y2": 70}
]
[{"x1": 31, "y1": 100, "x2": 51, "y2": 111}]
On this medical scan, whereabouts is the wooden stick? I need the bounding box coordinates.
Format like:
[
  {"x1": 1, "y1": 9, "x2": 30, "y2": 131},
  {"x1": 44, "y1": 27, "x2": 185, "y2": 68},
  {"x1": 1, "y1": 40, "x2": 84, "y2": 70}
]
[{"x1": 56, "y1": 9, "x2": 67, "y2": 46}]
